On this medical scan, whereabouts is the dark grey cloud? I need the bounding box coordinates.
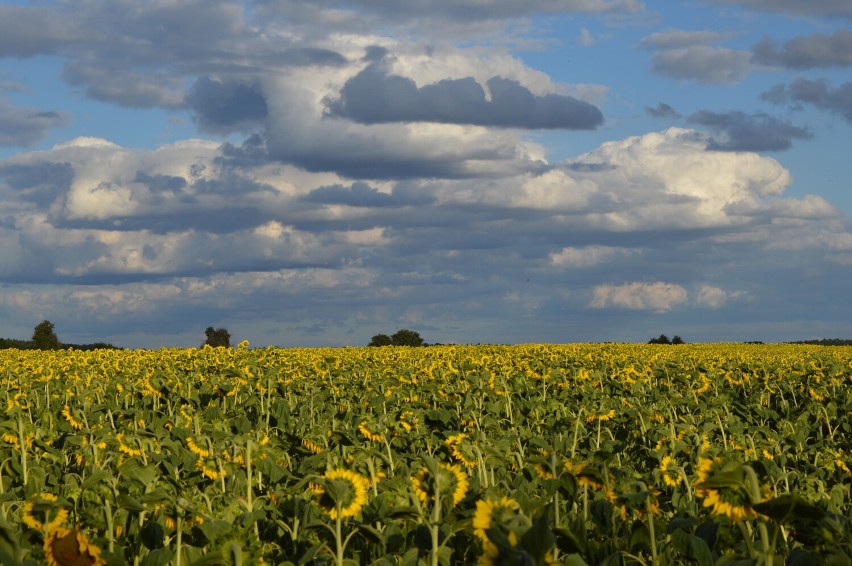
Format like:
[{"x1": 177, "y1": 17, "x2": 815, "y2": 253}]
[
  {"x1": 0, "y1": 100, "x2": 72, "y2": 146},
  {"x1": 646, "y1": 102, "x2": 681, "y2": 119},
  {"x1": 0, "y1": 162, "x2": 73, "y2": 206},
  {"x1": 0, "y1": 6, "x2": 72, "y2": 57},
  {"x1": 688, "y1": 110, "x2": 811, "y2": 151},
  {"x1": 752, "y1": 30, "x2": 852, "y2": 69},
  {"x1": 186, "y1": 76, "x2": 268, "y2": 134},
  {"x1": 713, "y1": 0, "x2": 852, "y2": 20},
  {"x1": 304, "y1": 181, "x2": 435, "y2": 208},
  {"x1": 263, "y1": 0, "x2": 642, "y2": 25},
  {"x1": 276, "y1": 47, "x2": 348, "y2": 67},
  {"x1": 762, "y1": 79, "x2": 852, "y2": 123},
  {"x1": 327, "y1": 64, "x2": 604, "y2": 130}
]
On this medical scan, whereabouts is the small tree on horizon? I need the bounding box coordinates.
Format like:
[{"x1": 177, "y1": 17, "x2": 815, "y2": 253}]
[
  {"x1": 368, "y1": 329, "x2": 426, "y2": 347},
  {"x1": 368, "y1": 333, "x2": 393, "y2": 346},
  {"x1": 204, "y1": 327, "x2": 231, "y2": 348},
  {"x1": 32, "y1": 320, "x2": 61, "y2": 350}
]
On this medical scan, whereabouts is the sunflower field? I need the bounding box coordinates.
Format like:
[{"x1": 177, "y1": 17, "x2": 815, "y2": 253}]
[{"x1": 0, "y1": 343, "x2": 850, "y2": 565}]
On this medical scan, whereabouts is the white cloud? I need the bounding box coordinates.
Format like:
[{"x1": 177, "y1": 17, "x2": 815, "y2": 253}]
[
  {"x1": 694, "y1": 284, "x2": 729, "y2": 308},
  {"x1": 549, "y1": 245, "x2": 631, "y2": 267},
  {"x1": 589, "y1": 281, "x2": 688, "y2": 311}
]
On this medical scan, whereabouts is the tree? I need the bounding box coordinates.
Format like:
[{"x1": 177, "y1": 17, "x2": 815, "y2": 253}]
[
  {"x1": 368, "y1": 329, "x2": 426, "y2": 347},
  {"x1": 204, "y1": 327, "x2": 231, "y2": 348},
  {"x1": 32, "y1": 320, "x2": 61, "y2": 350},
  {"x1": 368, "y1": 333, "x2": 393, "y2": 347},
  {"x1": 648, "y1": 334, "x2": 671, "y2": 345},
  {"x1": 671, "y1": 335, "x2": 685, "y2": 345},
  {"x1": 390, "y1": 329, "x2": 425, "y2": 347}
]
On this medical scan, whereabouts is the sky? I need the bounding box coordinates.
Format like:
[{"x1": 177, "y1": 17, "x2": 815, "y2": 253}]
[{"x1": 0, "y1": 0, "x2": 851, "y2": 348}]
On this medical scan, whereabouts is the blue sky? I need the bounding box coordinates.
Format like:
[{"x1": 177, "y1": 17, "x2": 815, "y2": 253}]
[{"x1": 0, "y1": 0, "x2": 851, "y2": 348}]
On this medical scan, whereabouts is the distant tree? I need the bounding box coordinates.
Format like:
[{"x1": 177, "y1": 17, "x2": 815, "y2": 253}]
[
  {"x1": 648, "y1": 334, "x2": 671, "y2": 345},
  {"x1": 369, "y1": 333, "x2": 393, "y2": 347},
  {"x1": 32, "y1": 320, "x2": 61, "y2": 350},
  {"x1": 204, "y1": 327, "x2": 231, "y2": 348},
  {"x1": 390, "y1": 329, "x2": 425, "y2": 347},
  {"x1": 368, "y1": 329, "x2": 426, "y2": 347},
  {"x1": 671, "y1": 335, "x2": 685, "y2": 345}
]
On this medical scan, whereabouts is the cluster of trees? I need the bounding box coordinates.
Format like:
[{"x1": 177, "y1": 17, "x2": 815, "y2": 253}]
[
  {"x1": 648, "y1": 334, "x2": 685, "y2": 345},
  {"x1": 203, "y1": 327, "x2": 232, "y2": 348},
  {"x1": 369, "y1": 329, "x2": 426, "y2": 347},
  {"x1": 0, "y1": 320, "x2": 119, "y2": 350}
]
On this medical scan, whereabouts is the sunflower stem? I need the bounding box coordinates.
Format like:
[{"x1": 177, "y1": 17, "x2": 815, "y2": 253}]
[{"x1": 743, "y1": 464, "x2": 773, "y2": 566}]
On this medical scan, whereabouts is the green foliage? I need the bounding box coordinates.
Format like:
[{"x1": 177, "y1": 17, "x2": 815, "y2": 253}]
[
  {"x1": 204, "y1": 327, "x2": 232, "y2": 348},
  {"x1": 369, "y1": 329, "x2": 426, "y2": 347},
  {"x1": 31, "y1": 319, "x2": 60, "y2": 350}
]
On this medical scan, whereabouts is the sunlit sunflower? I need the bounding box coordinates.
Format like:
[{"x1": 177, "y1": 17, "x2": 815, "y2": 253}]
[
  {"x1": 411, "y1": 463, "x2": 469, "y2": 508},
  {"x1": 313, "y1": 468, "x2": 370, "y2": 519},
  {"x1": 22, "y1": 493, "x2": 69, "y2": 532},
  {"x1": 44, "y1": 527, "x2": 105, "y2": 566},
  {"x1": 694, "y1": 458, "x2": 756, "y2": 522}
]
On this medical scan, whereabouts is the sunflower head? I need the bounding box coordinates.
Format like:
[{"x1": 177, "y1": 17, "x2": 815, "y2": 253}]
[
  {"x1": 22, "y1": 493, "x2": 69, "y2": 532},
  {"x1": 411, "y1": 461, "x2": 469, "y2": 509},
  {"x1": 313, "y1": 468, "x2": 370, "y2": 520},
  {"x1": 44, "y1": 527, "x2": 105, "y2": 566},
  {"x1": 473, "y1": 498, "x2": 556, "y2": 566},
  {"x1": 694, "y1": 457, "x2": 759, "y2": 522}
]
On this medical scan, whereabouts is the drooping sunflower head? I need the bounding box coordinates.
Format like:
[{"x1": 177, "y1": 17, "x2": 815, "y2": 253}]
[
  {"x1": 44, "y1": 527, "x2": 105, "y2": 566},
  {"x1": 445, "y1": 433, "x2": 477, "y2": 469},
  {"x1": 694, "y1": 457, "x2": 757, "y2": 522},
  {"x1": 313, "y1": 468, "x2": 370, "y2": 520},
  {"x1": 411, "y1": 462, "x2": 469, "y2": 508},
  {"x1": 22, "y1": 493, "x2": 69, "y2": 532}
]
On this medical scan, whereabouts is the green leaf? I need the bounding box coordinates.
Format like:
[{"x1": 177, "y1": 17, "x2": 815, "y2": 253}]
[
  {"x1": 753, "y1": 494, "x2": 825, "y2": 523},
  {"x1": 670, "y1": 528, "x2": 714, "y2": 566},
  {"x1": 140, "y1": 548, "x2": 174, "y2": 566},
  {"x1": 520, "y1": 511, "x2": 555, "y2": 564},
  {"x1": 141, "y1": 521, "x2": 165, "y2": 550},
  {"x1": 117, "y1": 494, "x2": 146, "y2": 513}
]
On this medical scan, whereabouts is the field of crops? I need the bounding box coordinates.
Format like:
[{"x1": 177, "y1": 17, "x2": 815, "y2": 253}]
[{"x1": 0, "y1": 343, "x2": 850, "y2": 565}]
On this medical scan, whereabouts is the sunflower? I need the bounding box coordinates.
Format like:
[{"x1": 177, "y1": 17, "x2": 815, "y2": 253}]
[
  {"x1": 22, "y1": 493, "x2": 69, "y2": 532},
  {"x1": 659, "y1": 455, "x2": 683, "y2": 487},
  {"x1": 411, "y1": 463, "x2": 469, "y2": 508},
  {"x1": 62, "y1": 406, "x2": 85, "y2": 431},
  {"x1": 694, "y1": 457, "x2": 756, "y2": 522},
  {"x1": 44, "y1": 527, "x2": 105, "y2": 566},
  {"x1": 357, "y1": 422, "x2": 384, "y2": 443},
  {"x1": 313, "y1": 468, "x2": 370, "y2": 519},
  {"x1": 445, "y1": 433, "x2": 478, "y2": 469},
  {"x1": 473, "y1": 497, "x2": 519, "y2": 542},
  {"x1": 473, "y1": 497, "x2": 522, "y2": 564}
]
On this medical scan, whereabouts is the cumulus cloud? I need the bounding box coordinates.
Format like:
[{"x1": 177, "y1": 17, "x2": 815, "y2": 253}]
[
  {"x1": 687, "y1": 110, "x2": 811, "y2": 151},
  {"x1": 694, "y1": 284, "x2": 730, "y2": 308},
  {"x1": 185, "y1": 76, "x2": 268, "y2": 134},
  {"x1": 327, "y1": 63, "x2": 604, "y2": 129},
  {"x1": 589, "y1": 281, "x2": 688, "y2": 311}
]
